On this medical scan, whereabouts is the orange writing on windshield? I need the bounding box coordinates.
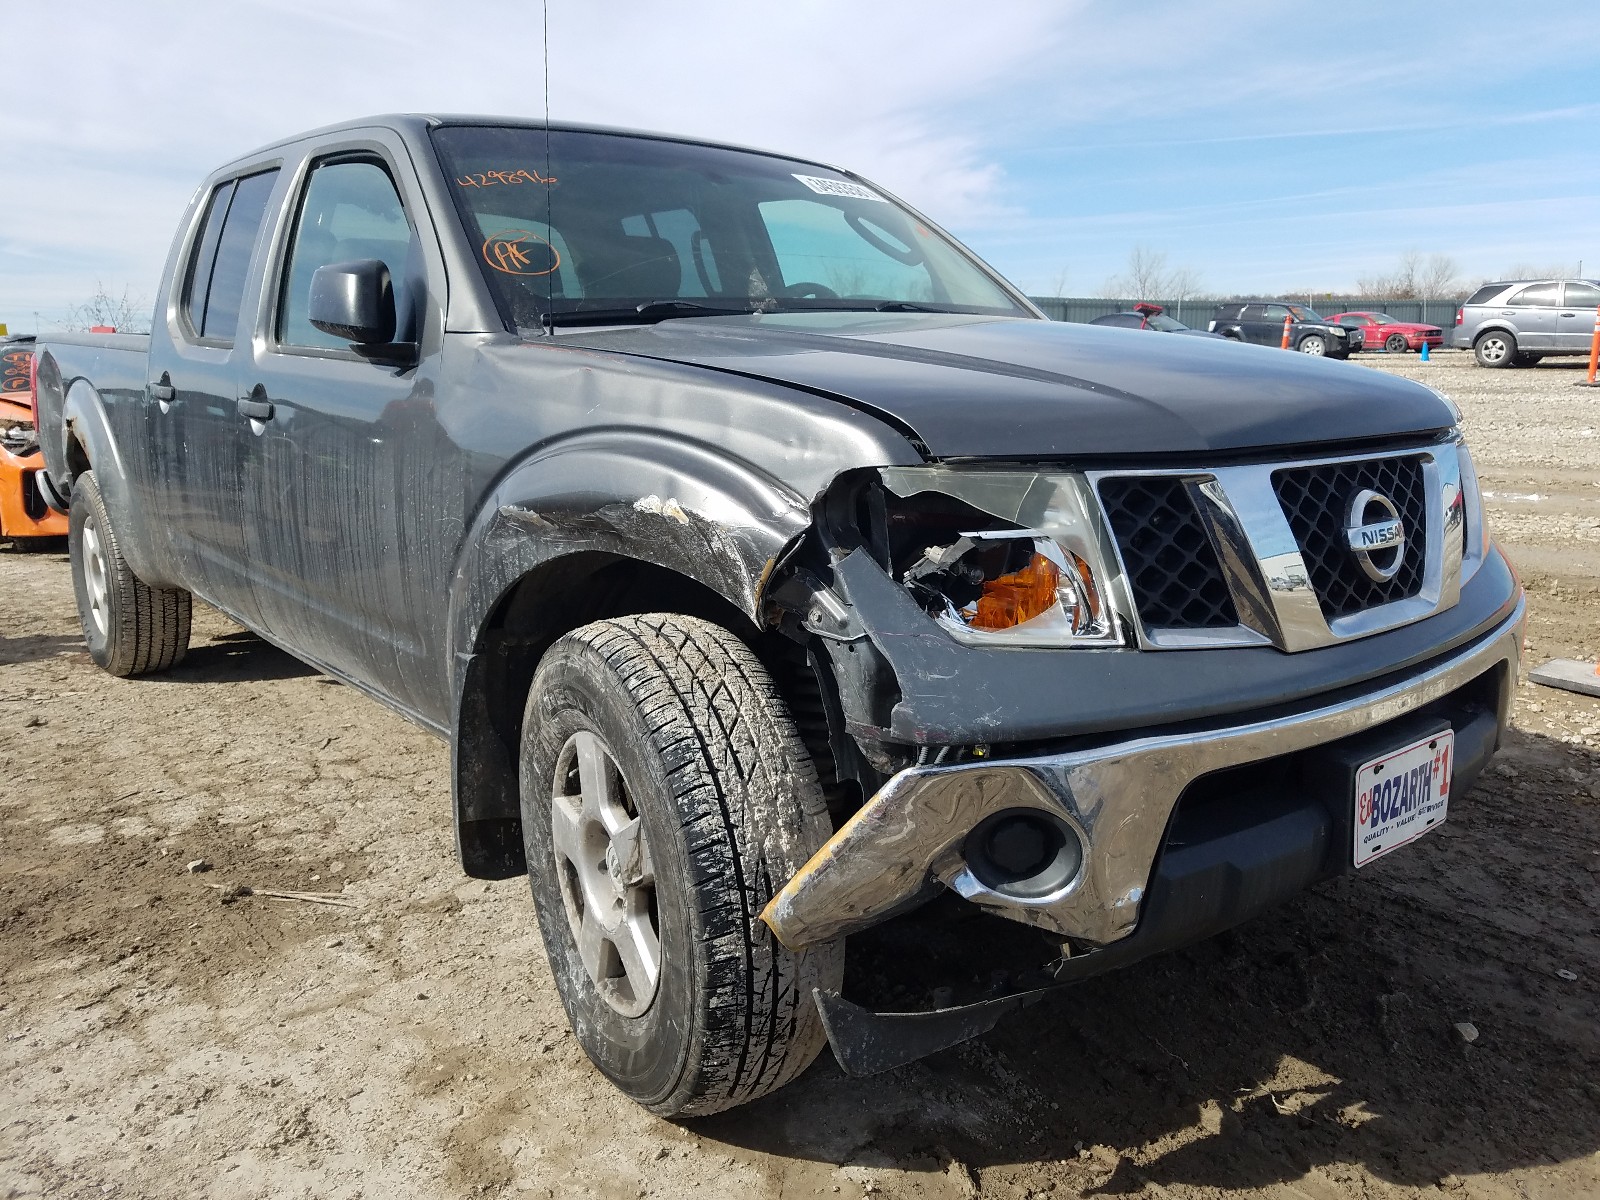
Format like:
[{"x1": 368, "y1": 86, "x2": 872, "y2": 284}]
[
  {"x1": 458, "y1": 168, "x2": 558, "y2": 188},
  {"x1": 483, "y1": 230, "x2": 560, "y2": 276},
  {"x1": 1, "y1": 350, "x2": 30, "y2": 393}
]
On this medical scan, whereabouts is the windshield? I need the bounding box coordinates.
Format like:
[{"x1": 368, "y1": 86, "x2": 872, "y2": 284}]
[
  {"x1": 1286, "y1": 305, "x2": 1326, "y2": 322},
  {"x1": 1145, "y1": 314, "x2": 1186, "y2": 331},
  {"x1": 430, "y1": 125, "x2": 1027, "y2": 327}
]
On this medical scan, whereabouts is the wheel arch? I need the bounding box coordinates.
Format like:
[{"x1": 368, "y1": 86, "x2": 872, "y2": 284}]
[
  {"x1": 56, "y1": 376, "x2": 169, "y2": 582},
  {"x1": 445, "y1": 431, "x2": 820, "y2": 878},
  {"x1": 451, "y1": 550, "x2": 771, "y2": 878}
]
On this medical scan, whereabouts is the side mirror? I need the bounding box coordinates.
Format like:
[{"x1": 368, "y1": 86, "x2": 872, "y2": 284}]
[{"x1": 308, "y1": 259, "x2": 397, "y2": 346}]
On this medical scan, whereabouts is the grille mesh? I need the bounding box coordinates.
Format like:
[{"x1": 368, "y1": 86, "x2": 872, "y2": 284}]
[
  {"x1": 1272, "y1": 455, "x2": 1426, "y2": 620},
  {"x1": 1098, "y1": 477, "x2": 1238, "y2": 630}
]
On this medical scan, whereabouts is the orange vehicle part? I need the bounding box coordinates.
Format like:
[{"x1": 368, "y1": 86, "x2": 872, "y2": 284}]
[{"x1": 0, "y1": 347, "x2": 68, "y2": 542}]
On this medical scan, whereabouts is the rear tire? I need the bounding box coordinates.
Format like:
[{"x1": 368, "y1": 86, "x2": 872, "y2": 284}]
[
  {"x1": 68, "y1": 471, "x2": 191, "y2": 677},
  {"x1": 1474, "y1": 330, "x2": 1518, "y2": 368},
  {"x1": 520, "y1": 614, "x2": 842, "y2": 1117}
]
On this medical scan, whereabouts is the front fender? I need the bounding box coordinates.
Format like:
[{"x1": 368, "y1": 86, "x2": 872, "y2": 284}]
[
  {"x1": 444, "y1": 430, "x2": 831, "y2": 878},
  {"x1": 447, "y1": 427, "x2": 815, "y2": 692}
]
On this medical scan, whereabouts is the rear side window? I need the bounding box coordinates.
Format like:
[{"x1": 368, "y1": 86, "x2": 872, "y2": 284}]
[
  {"x1": 1506, "y1": 282, "x2": 1560, "y2": 307},
  {"x1": 1463, "y1": 284, "x2": 1506, "y2": 306},
  {"x1": 181, "y1": 169, "x2": 279, "y2": 342}
]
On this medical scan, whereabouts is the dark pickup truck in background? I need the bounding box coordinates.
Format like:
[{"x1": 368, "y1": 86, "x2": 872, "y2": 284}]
[
  {"x1": 34, "y1": 115, "x2": 1524, "y2": 1117},
  {"x1": 1209, "y1": 300, "x2": 1360, "y2": 357}
]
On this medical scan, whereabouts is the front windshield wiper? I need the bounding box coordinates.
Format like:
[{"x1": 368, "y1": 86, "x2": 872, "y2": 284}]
[{"x1": 544, "y1": 300, "x2": 755, "y2": 327}]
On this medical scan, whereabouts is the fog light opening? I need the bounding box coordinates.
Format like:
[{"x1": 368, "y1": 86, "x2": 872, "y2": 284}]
[{"x1": 963, "y1": 809, "x2": 1083, "y2": 900}]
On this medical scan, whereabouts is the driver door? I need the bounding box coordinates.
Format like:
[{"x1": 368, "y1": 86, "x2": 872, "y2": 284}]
[{"x1": 239, "y1": 143, "x2": 452, "y2": 716}]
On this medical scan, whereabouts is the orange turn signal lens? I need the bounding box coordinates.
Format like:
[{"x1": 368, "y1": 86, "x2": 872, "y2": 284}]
[{"x1": 971, "y1": 552, "x2": 1061, "y2": 630}]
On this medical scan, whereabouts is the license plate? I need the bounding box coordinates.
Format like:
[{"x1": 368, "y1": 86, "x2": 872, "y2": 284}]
[{"x1": 1353, "y1": 730, "x2": 1453, "y2": 868}]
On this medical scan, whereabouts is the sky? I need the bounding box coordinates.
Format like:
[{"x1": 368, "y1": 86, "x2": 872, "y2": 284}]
[{"x1": 3, "y1": 0, "x2": 1598, "y2": 331}]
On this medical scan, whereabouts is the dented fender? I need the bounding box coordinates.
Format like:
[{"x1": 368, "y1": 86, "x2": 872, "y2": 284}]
[{"x1": 446, "y1": 427, "x2": 816, "y2": 677}]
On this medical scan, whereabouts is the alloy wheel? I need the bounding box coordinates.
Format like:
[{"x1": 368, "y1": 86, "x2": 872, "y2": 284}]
[{"x1": 550, "y1": 730, "x2": 660, "y2": 1018}]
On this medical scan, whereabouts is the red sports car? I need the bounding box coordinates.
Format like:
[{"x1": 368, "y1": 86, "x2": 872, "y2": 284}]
[{"x1": 1328, "y1": 312, "x2": 1444, "y2": 354}]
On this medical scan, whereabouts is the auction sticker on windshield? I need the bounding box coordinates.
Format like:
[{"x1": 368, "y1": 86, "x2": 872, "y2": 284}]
[
  {"x1": 791, "y1": 174, "x2": 888, "y2": 202},
  {"x1": 1354, "y1": 730, "x2": 1453, "y2": 867}
]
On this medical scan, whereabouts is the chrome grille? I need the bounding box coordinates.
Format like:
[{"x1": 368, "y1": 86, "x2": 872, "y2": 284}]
[
  {"x1": 1272, "y1": 455, "x2": 1427, "y2": 620},
  {"x1": 1097, "y1": 476, "x2": 1238, "y2": 630},
  {"x1": 1089, "y1": 442, "x2": 1465, "y2": 653}
]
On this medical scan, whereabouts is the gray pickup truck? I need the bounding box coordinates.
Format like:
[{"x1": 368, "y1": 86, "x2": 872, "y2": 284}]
[{"x1": 34, "y1": 115, "x2": 1525, "y2": 1117}]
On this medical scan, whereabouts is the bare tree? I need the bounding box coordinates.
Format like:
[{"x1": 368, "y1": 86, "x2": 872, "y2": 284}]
[
  {"x1": 1103, "y1": 245, "x2": 1204, "y2": 302},
  {"x1": 1417, "y1": 254, "x2": 1462, "y2": 300},
  {"x1": 1505, "y1": 261, "x2": 1579, "y2": 280},
  {"x1": 68, "y1": 283, "x2": 151, "y2": 333},
  {"x1": 1165, "y1": 265, "x2": 1204, "y2": 305}
]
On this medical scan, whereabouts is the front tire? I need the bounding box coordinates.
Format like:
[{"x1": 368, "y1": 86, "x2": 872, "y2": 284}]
[
  {"x1": 1385, "y1": 333, "x2": 1409, "y2": 353},
  {"x1": 1297, "y1": 334, "x2": 1327, "y2": 356},
  {"x1": 520, "y1": 615, "x2": 842, "y2": 1117},
  {"x1": 1474, "y1": 330, "x2": 1518, "y2": 368},
  {"x1": 68, "y1": 471, "x2": 191, "y2": 676}
]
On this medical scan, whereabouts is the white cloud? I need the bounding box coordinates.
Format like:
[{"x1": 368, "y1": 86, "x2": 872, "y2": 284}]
[
  {"x1": 2, "y1": 1, "x2": 1596, "y2": 324},
  {"x1": 0, "y1": 0, "x2": 1066, "y2": 325}
]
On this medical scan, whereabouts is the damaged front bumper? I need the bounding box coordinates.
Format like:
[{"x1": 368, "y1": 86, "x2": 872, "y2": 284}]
[
  {"x1": 764, "y1": 594, "x2": 1525, "y2": 953},
  {"x1": 767, "y1": 595, "x2": 1523, "y2": 1073}
]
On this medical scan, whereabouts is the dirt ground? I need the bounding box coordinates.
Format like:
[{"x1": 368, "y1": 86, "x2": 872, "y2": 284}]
[{"x1": 2, "y1": 350, "x2": 1597, "y2": 1200}]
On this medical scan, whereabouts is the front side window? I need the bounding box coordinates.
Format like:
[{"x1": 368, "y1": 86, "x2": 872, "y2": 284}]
[
  {"x1": 430, "y1": 125, "x2": 1025, "y2": 328},
  {"x1": 278, "y1": 158, "x2": 417, "y2": 349}
]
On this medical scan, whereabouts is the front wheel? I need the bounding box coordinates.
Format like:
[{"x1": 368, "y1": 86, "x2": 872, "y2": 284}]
[
  {"x1": 1385, "y1": 333, "x2": 1409, "y2": 353},
  {"x1": 68, "y1": 471, "x2": 191, "y2": 676},
  {"x1": 1297, "y1": 334, "x2": 1327, "y2": 356},
  {"x1": 520, "y1": 614, "x2": 842, "y2": 1117},
  {"x1": 1474, "y1": 330, "x2": 1518, "y2": 368}
]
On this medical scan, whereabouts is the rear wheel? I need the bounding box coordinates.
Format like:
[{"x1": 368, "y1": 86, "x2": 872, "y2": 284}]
[
  {"x1": 68, "y1": 471, "x2": 191, "y2": 676},
  {"x1": 1297, "y1": 334, "x2": 1327, "y2": 356},
  {"x1": 1474, "y1": 330, "x2": 1518, "y2": 368},
  {"x1": 520, "y1": 614, "x2": 842, "y2": 1117},
  {"x1": 1385, "y1": 333, "x2": 1409, "y2": 353}
]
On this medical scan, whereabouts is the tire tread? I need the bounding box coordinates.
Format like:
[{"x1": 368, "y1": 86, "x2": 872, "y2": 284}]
[{"x1": 554, "y1": 614, "x2": 839, "y2": 1116}]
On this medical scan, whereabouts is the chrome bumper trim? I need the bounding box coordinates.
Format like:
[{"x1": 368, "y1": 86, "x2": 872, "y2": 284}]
[{"x1": 762, "y1": 595, "x2": 1525, "y2": 949}]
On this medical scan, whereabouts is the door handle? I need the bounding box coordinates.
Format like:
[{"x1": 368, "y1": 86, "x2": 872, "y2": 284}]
[
  {"x1": 149, "y1": 382, "x2": 174, "y2": 402},
  {"x1": 237, "y1": 395, "x2": 274, "y2": 421}
]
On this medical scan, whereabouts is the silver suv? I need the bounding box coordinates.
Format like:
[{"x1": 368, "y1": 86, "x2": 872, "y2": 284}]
[{"x1": 1453, "y1": 278, "x2": 1600, "y2": 368}]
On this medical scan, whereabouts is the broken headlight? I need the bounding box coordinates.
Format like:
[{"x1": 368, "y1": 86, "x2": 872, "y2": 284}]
[{"x1": 877, "y1": 467, "x2": 1126, "y2": 647}]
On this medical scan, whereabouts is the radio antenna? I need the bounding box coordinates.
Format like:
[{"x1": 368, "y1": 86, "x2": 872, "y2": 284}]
[{"x1": 543, "y1": 0, "x2": 554, "y2": 334}]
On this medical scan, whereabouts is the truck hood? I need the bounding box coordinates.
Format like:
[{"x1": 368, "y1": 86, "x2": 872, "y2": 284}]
[{"x1": 561, "y1": 312, "x2": 1455, "y2": 459}]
